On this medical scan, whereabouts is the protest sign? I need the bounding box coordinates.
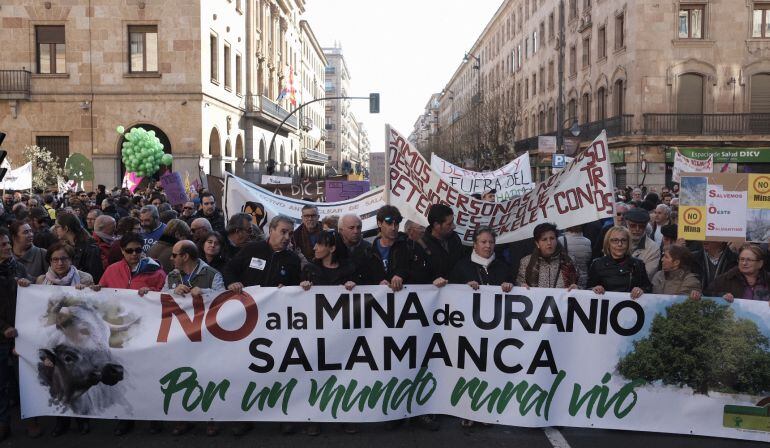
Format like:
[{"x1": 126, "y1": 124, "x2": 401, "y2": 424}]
[
  {"x1": 0, "y1": 162, "x2": 32, "y2": 190},
  {"x1": 388, "y1": 126, "x2": 614, "y2": 244},
  {"x1": 160, "y1": 172, "x2": 189, "y2": 205},
  {"x1": 325, "y1": 180, "x2": 370, "y2": 201},
  {"x1": 16, "y1": 284, "x2": 770, "y2": 443},
  {"x1": 224, "y1": 172, "x2": 384, "y2": 233},
  {"x1": 121, "y1": 171, "x2": 143, "y2": 193},
  {"x1": 673, "y1": 150, "x2": 713, "y2": 183},
  {"x1": 259, "y1": 180, "x2": 325, "y2": 201},
  {"x1": 430, "y1": 153, "x2": 535, "y2": 201}
]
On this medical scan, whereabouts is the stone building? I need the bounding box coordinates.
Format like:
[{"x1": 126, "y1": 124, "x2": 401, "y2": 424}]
[
  {"x1": 323, "y1": 45, "x2": 360, "y2": 175},
  {"x1": 434, "y1": 0, "x2": 770, "y2": 188},
  {"x1": 298, "y1": 19, "x2": 328, "y2": 178},
  {"x1": 0, "y1": 0, "x2": 330, "y2": 188}
]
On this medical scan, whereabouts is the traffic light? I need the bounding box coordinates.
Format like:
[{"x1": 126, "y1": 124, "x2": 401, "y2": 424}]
[
  {"x1": 0, "y1": 132, "x2": 6, "y2": 182},
  {"x1": 369, "y1": 93, "x2": 380, "y2": 114}
]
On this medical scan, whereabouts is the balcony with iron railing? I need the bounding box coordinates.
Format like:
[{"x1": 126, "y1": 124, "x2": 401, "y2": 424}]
[
  {"x1": 643, "y1": 113, "x2": 770, "y2": 135},
  {"x1": 302, "y1": 148, "x2": 329, "y2": 164},
  {"x1": 0, "y1": 70, "x2": 31, "y2": 100},
  {"x1": 514, "y1": 114, "x2": 634, "y2": 152},
  {"x1": 245, "y1": 95, "x2": 298, "y2": 129}
]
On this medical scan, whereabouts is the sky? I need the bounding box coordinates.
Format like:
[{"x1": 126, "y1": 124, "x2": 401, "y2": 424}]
[{"x1": 304, "y1": 0, "x2": 503, "y2": 152}]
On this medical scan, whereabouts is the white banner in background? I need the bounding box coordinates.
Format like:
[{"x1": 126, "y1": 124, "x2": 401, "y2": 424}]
[
  {"x1": 430, "y1": 153, "x2": 535, "y2": 201},
  {"x1": 389, "y1": 126, "x2": 615, "y2": 244},
  {"x1": 16, "y1": 285, "x2": 770, "y2": 443},
  {"x1": 673, "y1": 151, "x2": 713, "y2": 183},
  {"x1": 0, "y1": 162, "x2": 32, "y2": 190},
  {"x1": 224, "y1": 172, "x2": 385, "y2": 233}
]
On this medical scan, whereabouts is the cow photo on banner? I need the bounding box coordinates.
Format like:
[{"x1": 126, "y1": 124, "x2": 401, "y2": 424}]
[
  {"x1": 15, "y1": 284, "x2": 770, "y2": 443},
  {"x1": 224, "y1": 172, "x2": 385, "y2": 234},
  {"x1": 387, "y1": 126, "x2": 615, "y2": 244},
  {"x1": 430, "y1": 152, "x2": 535, "y2": 201}
]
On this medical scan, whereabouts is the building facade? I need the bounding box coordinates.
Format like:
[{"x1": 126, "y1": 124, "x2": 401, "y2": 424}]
[
  {"x1": 298, "y1": 19, "x2": 328, "y2": 178},
  {"x1": 324, "y1": 45, "x2": 370, "y2": 175},
  {"x1": 433, "y1": 0, "x2": 770, "y2": 187},
  {"x1": 0, "y1": 0, "x2": 333, "y2": 188}
]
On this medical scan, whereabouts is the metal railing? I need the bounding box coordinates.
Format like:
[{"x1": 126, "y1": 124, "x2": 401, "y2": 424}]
[
  {"x1": 643, "y1": 113, "x2": 770, "y2": 135},
  {"x1": 260, "y1": 95, "x2": 298, "y2": 128},
  {"x1": 0, "y1": 70, "x2": 31, "y2": 96},
  {"x1": 302, "y1": 148, "x2": 329, "y2": 164},
  {"x1": 513, "y1": 114, "x2": 634, "y2": 152}
]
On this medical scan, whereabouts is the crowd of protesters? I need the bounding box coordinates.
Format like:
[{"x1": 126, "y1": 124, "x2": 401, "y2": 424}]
[{"x1": 0, "y1": 181, "x2": 767, "y2": 440}]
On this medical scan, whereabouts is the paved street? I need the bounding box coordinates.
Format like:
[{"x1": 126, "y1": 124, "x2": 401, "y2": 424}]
[{"x1": 1, "y1": 415, "x2": 763, "y2": 447}]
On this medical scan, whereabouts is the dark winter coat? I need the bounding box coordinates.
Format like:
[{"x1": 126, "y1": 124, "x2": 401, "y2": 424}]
[
  {"x1": 371, "y1": 233, "x2": 412, "y2": 283},
  {"x1": 420, "y1": 232, "x2": 466, "y2": 281},
  {"x1": 705, "y1": 267, "x2": 770, "y2": 301},
  {"x1": 222, "y1": 241, "x2": 301, "y2": 288},
  {"x1": 449, "y1": 256, "x2": 513, "y2": 286},
  {"x1": 587, "y1": 255, "x2": 652, "y2": 293}
]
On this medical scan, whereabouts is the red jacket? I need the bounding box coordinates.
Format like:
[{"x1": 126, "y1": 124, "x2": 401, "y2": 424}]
[
  {"x1": 99, "y1": 258, "x2": 167, "y2": 291},
  {"x1": 92, "y1": 233, "x2": 113, "y2": 269}
]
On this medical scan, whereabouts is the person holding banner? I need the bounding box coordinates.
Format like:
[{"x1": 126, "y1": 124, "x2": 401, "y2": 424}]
[
  {"x1": 651, "y1": 245, "x2": 702, "y2": 299},
  {"x1": 588, "y1": 226, "x2": 651, "y2": 299},
  {"x1": 223, "y1": 215, "x2": 301, "y2": 293},
  {"x1": 450, "y1": 227, "x2": 514, "y2": 292},
  {"x1": 516, "y1": 223, "x2": 578, "y2": 290},
  {"x1": 421, "y1": 204, "x2": 465, "y2": 287},
  {"x1": 705, "y1": 244, "x2": 769, "y2": 302}
]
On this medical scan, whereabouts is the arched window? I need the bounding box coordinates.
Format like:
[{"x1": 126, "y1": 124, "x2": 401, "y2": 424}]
[
  {"x1": 581, "y1": 93, "x2": 591, "y2": 123},
  {"x1": 613, "y1": 79, "x2": 625, "y2": 116},
  {"x1": 596, "y1": 87, "x2": 606, "y2": 120},
  {"x1": 677, "y1": 73, "x2": 704, "y2": 133}
]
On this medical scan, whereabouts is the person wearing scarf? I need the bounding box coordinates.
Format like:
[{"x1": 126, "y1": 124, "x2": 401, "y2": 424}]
[
  {"x1": 516, "y1": 223, "x2": 578, "y2": 290},
  {"x1": 35, "y1": 243, "x2": 95, "y2": 288},
  {"x1": 450, "y1": 227, "x2": 513, "y2": 292}
]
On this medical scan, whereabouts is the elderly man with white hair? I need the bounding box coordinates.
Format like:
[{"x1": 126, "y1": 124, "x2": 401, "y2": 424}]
[{"x1": 650, "y1": 203, "x2": 672, "y2": 244}]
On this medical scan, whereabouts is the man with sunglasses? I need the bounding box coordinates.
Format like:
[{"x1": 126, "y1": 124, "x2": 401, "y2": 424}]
[
  {"x1": 221, "y1": 213, "x2": 253, "y2": 262},
  {"x1": 193, "y1": 192, "x2": 225, "y2": 234},
  {"x1": 165, "y1": 240, "x2": 224, "y2": 296},
  {"x1": 625, "y1": 207, "x2": 660, "y2": 279},
  {"x1": 371, "y1": 206, "x2": 412, "y2": 291},
  {"x1": 180, "y1": 201, "x2": 196, "y2": 226}
]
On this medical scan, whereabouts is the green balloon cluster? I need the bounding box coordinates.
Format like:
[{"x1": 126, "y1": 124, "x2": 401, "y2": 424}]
[{"x1": 118, "y1": 125, "x2": 173, "y2": 178}]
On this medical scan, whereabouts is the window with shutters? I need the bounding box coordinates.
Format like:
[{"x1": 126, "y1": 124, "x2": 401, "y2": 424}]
[
  {"x1": 36, "y1": 136, "x2": 69, "y2": 168},
  {"x1": 549, "y1": 13, "x2": 555, "y2": 41},
  {"x1": 224, "y1": 43, "x2": 231, "y2": 90},
  {"x1": 210, "y1": 33, "x2": 218, "y2": 83},
  {"x1": 753, "y1": 4, "x2": 770, "y2": 38},
  {"x1": 677, "y1": 73, "x2": 704, "y2": 133},
  {"x1": 678, "y1": 5, "x2": 704, "y2": 39},
  {"x1": 569, "y1": 0, "x2": 577, "y2": 20},
  {"x1": 36, "y1": 26, "x2": 66, "y2": 74},
  {"x1": 539, "y1": 67, "x2": 545, "y2": 93},
  {"x1": 128, "y1": 25, "x2": 158, "y2": 73},
  {"x1": 598, "y1": 26, "x2": 607, "y2": 60}
]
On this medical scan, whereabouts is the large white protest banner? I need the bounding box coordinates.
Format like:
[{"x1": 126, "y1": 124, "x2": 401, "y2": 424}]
[
  {"x1": 224, "y1": 172, "x2": 384, "y2": 233},
  {"x1": 389, "y1": 126, "x2": 614, "y2": 244},
  {"x1": 16, "y1": 285, "x2": 770, "y2": 443},
  {"x1": 0, "y1": 162, "x2": 32, "y2": 190},
  {"x1": 430, "y1": 153, "x2": 535, "y2": 201},
  {"x1": 673, "y1": 150, "x2": 713, "y2": 183}
]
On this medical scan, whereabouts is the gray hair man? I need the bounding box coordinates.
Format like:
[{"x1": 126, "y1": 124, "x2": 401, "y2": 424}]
[
  {"x1": 165, "y1": 240, "x2": 224, "y2": 296},
  {"x1": 139, "y1": 205, "x2": 166, "y2": 253},
  {"x1": 190, "y1": 217, "x2": 213, "y2": 245}
]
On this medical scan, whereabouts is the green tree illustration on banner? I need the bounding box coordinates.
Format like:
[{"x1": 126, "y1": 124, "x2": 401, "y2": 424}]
[
  {"x1": 64, "y1": 153, "x2": 94, "y2": 182},
  {"x1": 22, "y1": 145, "x2": 63, "y2": 190},
  {"x1": 618, "y1": 300, "x2": 770, "y2": 395}
]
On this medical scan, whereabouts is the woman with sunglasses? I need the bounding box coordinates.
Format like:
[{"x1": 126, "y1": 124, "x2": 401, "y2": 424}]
[
  {"x1": 705, "y1": 244, "x2": 769, "y2": 302},
  {"x1": 587, "y1": 226, "x2": 651, "y2": 299},
  {"x1": 99, "y1": 233, "x2": 166, "y2": 436}
]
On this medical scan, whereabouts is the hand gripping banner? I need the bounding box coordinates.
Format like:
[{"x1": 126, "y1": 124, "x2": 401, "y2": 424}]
[
  {"x1": 387, "y1": 126, "x2": 615, "y2": 244},
  {"x1": 15, "y1": 284, "x2": 770, "y2": 443}
]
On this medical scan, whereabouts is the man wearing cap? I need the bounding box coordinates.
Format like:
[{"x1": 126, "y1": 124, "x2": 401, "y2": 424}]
[{"x1": 624, "y1": 207, "x2": 660, "y2": 279}]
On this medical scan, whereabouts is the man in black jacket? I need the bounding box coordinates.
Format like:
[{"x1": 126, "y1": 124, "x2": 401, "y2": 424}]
[
  {"x1": 371, "y1": 206, "x2": 411, "y2": 290},
  {"x1": 194, "y1": 192, "x2": 225, "y2": 234},
  {"x1": 421, "y1": 204, "x2": 465, "y2": 286},
  {"x1": 336, "y1": 214, "x2": 385, "y2": 285},
  {"x1": 223, "y1": 215, "x2": 300, "y2": 292},
  {"x1": 692, "y1": 241, "x2": 738, "y2": 291}
]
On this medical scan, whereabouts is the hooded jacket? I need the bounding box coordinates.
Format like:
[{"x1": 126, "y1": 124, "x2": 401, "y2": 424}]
[{"x1": 99, "y1": 257, "x2": 167, "y2": 292}]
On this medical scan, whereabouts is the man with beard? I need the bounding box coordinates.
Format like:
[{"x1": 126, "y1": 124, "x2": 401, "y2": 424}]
[
  {"x1": 139, "y1": 205, "x2": 166, "y2": 254},
  {"x1": 291, "y1": 205, "x2": 322, "y2": 262},
  {"x1": 624, "y1": 207, "x2": 660, "y2": 279},
  {"x1": 29, "y1": 207, "x2": 58, "y2": 249},
  {"x1": 193, "y1": 192, "x2": 225, "y2": 234},
  {"x1": 421, "y1": 204, "x2": 465, "y2": 287}
]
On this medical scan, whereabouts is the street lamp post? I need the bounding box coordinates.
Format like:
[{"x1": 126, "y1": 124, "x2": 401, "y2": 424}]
[{"x1": 463, "y1": 52, "x2": 482, "y2": 168}]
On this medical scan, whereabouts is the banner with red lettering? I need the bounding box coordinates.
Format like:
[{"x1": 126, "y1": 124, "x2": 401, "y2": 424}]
[
  {"x1": 387, "y1": 126, "x2": 615, "y2": 244},
  {"x1": 430, "y1": 153, "x2": 535, "y2": 201},
  {"x1": 15, "y1": 284, "x2": 770, "y2": 443}
]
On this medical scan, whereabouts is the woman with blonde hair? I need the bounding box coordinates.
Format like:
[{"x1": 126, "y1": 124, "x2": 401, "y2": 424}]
[{"x1": 587, "y1": 226, "x2": 651, "y2": 299}]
